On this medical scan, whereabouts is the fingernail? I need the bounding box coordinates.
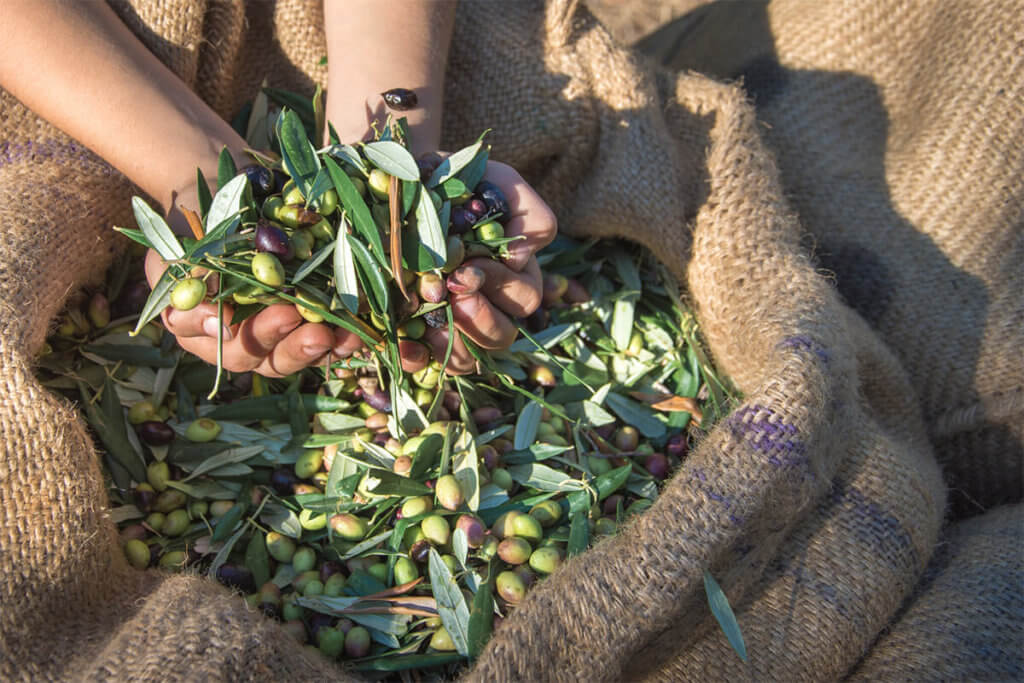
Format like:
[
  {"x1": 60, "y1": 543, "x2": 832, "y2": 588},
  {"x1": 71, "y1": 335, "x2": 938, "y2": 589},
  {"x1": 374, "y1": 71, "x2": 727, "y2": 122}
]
[
  {"x1": 203, "y1": 317, "x2": 232, "y2": 340},
  {"x1": 303, "y1": 344, "x2": 331, "y2": 358},
  {"x1": 446, "y1": 265, "x2": 486, "y2": 295}
]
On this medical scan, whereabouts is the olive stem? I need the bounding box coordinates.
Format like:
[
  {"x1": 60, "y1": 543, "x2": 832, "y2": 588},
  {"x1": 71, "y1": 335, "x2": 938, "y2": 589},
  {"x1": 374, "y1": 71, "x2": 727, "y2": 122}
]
[{"x1": 206, "y1": 299, "x2": 224, "y2": 400}]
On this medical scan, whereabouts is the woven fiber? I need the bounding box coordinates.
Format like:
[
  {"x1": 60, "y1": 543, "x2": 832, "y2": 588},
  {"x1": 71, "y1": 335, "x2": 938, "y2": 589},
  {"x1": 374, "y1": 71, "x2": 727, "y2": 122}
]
[{"x1": 8, "y1": 0, "x2": 1015, "y2": 679}]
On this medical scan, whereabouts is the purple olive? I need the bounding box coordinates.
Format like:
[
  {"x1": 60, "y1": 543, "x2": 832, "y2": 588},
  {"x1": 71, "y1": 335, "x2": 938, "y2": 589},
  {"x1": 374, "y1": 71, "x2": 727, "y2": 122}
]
[
  {"x1": 471, "y1": 405, "x2": 503, "y2": 427},
  {"x1": 242, "y1": 165, "x2": 274, "y2": 198},
  {"x1": 138, "y1": 420, "x2": 175, "y2": 446},
  {"x1": 666, "y1": 433, "x2": 688, "y2": 458},
  {"x1": 111, "y1": 280, "x2": 150, "y2": 318},
  {"x1": 644, "y1": 453, "x2": 670, "y2": 480},
  {"x1": 254, "y1": 220, "x2": 293, "y2": 260},
  {"x1": 319, "y1": 561, "x2": 345, "y2": 584},
  {"x1": 216, "y1": 563, "x2": 255, "y2": 593},
  {"x1": 475, "y1": 181, "x2": 509, "y2": 221},
  {"x1": 466, "y1": 198, "x2": 488, "y2": 217},
  {"x1": 450, "y1": 206, "x2": 479, "y2": 235},
  {"x1": 270, "y1": 467, "x2": 299, "y2": 495},
  {"x1": 363, "y1": 390, "x2": 392, "y2": 413},
  {"x1": 416, "y1": 152, "x2": 443, "y2": 181},
  {"x1": 409, "y1": 539, "x2": 431, "y2": 563},
  {"x1": 424, "y1": 309, "x2": 447, "y2": 329}
]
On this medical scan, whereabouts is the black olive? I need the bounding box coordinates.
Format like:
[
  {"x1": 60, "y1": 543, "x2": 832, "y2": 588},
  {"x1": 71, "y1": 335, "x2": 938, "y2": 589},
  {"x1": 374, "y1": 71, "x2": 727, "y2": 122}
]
[
  {"x1": 450, "y1": 206, "x2": 478, "y2": 235},
  {"x1": 241, "y1": 165, "x2": 274, "y2": 198},
  {"x1": 424, "y1": 308, "x2": 447, "y2": 329},
  {"x1": 475, "y1": 181, "x2": 510, "y2": 221},
  {"x1": 270, "y1": 467, "x2": 299, "y2": 495},
  {"x1": 216, "y1": 563, "x2": 256, "y2": 593},
  {"x1": 254, "y1": 219, "x2": 293, "y2": 260},
  {"x1": 138, "y1": 420, "x2": 175, "y2": 446},
  {"x1": 381, "y1": 88, "x2": 418, "y2": 111}
]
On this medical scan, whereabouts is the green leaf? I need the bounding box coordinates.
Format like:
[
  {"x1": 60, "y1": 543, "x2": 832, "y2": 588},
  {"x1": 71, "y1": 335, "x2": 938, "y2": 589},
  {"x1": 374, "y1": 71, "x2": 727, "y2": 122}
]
[
  {"x1": 217, "y1": 147, "x2": 237, "y2": 189},
  {"x1": 263, "y1": 87, "x2": 315, "y2": 133},
  {"x1": 165, "y1": 478, "x2": 238, "y2": 501},
  {"x1": 594, "y1": 465, "x2": 632, "y2": 500},
  {"x1": 427, "y1": 134, "x2": 486, "y2": 187},
  {"x1": 360, "y1": 470, "x2": 431, "y2": 497},
  {"x1": 77, "y1": 379, "x2": 146, "y2": 485},
  {"x1": 245, "y1": 531, "x2": 271, "y2": 588},
  {"x1": 353, "y1": 653, "x2": 464, "y2": 673},
  {"x1": 508, "y1": 323, "x2": 581, "y2": 353},
  {"x1": 408, "y1": 432, "x2": 444, "y2": 480},
  {"x1": 415, "y1": 184, "x2": 447, "y2": 268},
  {"x1": 500, "y1": 443, "x2": 571, "y2": 465},
  {"x1": 261, "y1": 503, "x2": 303, "y2": 539},
  {"x1": 112, "y1": 227, "x2": 152, "y2": 250},
  {"x1": 292, "y1": 239, "x2": 335, "y2": 285},
  {"x1": 567, "y1": 510, "x2": 590, "y2": 557},
  {"x1": 338, "y1": 530, "x2": 393, "y2": 561},
  {"x1": 277, "y1": 108, "x2": 321, "y2": 197},
  {"x1": 325, "y1": 144, "x2": 367, "y2": 176},
  {"x1": 362, "y1": 140, "x2": 419, "y2": 181},
  {"x1": 207, "y1": 524, "x2": 247, "y2": 578},
  {"x1": 204, "y1": 173, "x2": 249, "y2": 236},
  {"x1": 211, "y1": 502, "x2": 246, "y2": 542},
  {"x1": 452, "y1": 432, "x2": 480, "y2": 511},
  {"x1": 605, "y1": 392, "x2": 666, "y2": 438},
  {"x1": 182, "y1": 445, "x2": 264, "y2": 482},
  {"x1": 82, "y1": 344, "x2": 177, "y2": 368},
  {"x1": 305, "y1": 166, "x2": 334, "y2": 209},
  {"x1": 507, "y1": 463, "x2": 585, "y2": 493},
  {"x1": 325, "y1": 157, "x2": 387, "y2": 268},
  {"x1": 452, "y1": 528, "x2": 469, "y2": 567},
  {"x1": 332, "y1": 229, "x2": 360, "y2": 313},
  {"x1": 312, "y1": 84, "x2": 326, "y2": 150},
  {"x1": 245, "y1": 84, "x2": 270, "y2": 149},
  {"x1": 467, "y1": 571, "x2": 494, "y2": 658},
  {"x1": 455, "y1": 146, "x2": 490, "y2": 193},
  {"x1": 438, "y1": 177, "x2": 468, "y2": 200},
  {"x1": 196, "y1": 168, "x2": 212, "y2": 217},
  {"x1": 132, "y1": 197, "x2": 183, "y2": 261},
  {"x1": 317, "y1": 413, "x2": 365, "y2": 432},
  {"x1": 704, "y1": 570, "x2": 748, "y2": 663},
  {"x1": 582, "y1": 400, "x2": 617, "y2": 427},
  {"x1": 513, "y1": 400, "x2": 543, "y2": 451},
  {"x1": 428, "y1": 549, "x2": 471, "y2": 656},
  {"x1": 347, "y1": 234, "x2": 389, "y2": 315},
  {"x1": 610, "y1": 252, "x2": 642, "y2": 351}
]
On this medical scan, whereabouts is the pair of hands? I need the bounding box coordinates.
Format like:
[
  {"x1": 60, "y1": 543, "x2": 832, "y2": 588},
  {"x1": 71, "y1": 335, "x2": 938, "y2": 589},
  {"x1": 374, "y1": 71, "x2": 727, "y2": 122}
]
[{"x1": 145, "y1": 160, "x2": 556, "y2": 377}]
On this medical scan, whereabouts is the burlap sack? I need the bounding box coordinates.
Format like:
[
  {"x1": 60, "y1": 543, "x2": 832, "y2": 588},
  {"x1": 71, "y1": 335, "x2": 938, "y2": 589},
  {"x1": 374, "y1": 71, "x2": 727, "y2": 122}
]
[
  {"x1": 636, "y1": 0, "x2": 1024, "y2": 520},
  {"x1": 4, "y1": 0, "x2": 1002, "y2": 679}
]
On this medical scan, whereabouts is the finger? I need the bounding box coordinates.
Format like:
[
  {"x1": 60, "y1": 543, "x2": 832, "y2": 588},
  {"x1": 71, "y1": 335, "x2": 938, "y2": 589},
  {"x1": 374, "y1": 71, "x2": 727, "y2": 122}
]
[
  {"x1": 332, "y1": 328, "x2": 366, "y2": 358},
  {"x1": 450, "y1": 291, "x2": 519, "y2": 351},
  {"x1": 482, "y1": 162, "x2": 557, "y2": 272},
  {"x1": 252, "y1": 321, "x2": 336, "y2": 377},
  {"x1": 422, "y1": 326, "x2": 477, "y2": 375},
  {"x1": 463, "y1": 256, "x2": 543, "y2": 318}
]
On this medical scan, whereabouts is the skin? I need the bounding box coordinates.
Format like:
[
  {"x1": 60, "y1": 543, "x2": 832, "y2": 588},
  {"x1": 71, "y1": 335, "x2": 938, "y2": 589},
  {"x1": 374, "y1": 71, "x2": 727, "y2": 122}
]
[{"x1": 0, "y1": 0, "x2": 556, "y2": 377}]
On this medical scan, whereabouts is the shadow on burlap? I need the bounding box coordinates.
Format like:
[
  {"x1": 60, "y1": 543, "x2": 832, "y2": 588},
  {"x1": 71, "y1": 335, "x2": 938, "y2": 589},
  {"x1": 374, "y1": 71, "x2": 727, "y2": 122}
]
[{"x1": 0, "y1": 0, "x2": 981, "y2": 680}]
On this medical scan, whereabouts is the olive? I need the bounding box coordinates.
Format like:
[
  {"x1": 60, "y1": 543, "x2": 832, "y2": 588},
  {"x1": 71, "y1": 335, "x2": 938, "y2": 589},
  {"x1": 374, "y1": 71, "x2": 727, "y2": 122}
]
[
  {"x1": 450, "y1": 206, "x2": 478, "y2": 235},
  {"x1": 209, "y1": 500, "x2": 235, "y2": 518},
  {"x1": 309, "y1": 218, "x2": 335, "y2": 243},
  {"x1": 128, "y1": 400, "x2": 157, "y2": 425},
  {"x1": 120, "y1": 524, "x2": 147, "y2": 543},
  {"x1": 111, "y1": 279, "x2": 150, "y2": 318},
  {"x1": 282, "y1": 180, "x2": 304, "y2": 206},
  {"x1": 139, "y1": 421, "x2": 175, "y2": 446},
  {"x1": 87, "y1": 292, "x2": 110, "y2": 329},
  {"x1": 317, "y1": 627, "x2": 345, "y2": 659},
  {"x1": 294, "y1": 449, "x2": 324, "y2": 480},
  {"x1": 123, "y1": 539, "x2": 150, "y2": 569},
  {"x1": 158, "y1": 550, "x2": 187, "y2": 572},
  {"x1": 471, "y1": 405, "x2": 503, "y2": 427},
  {"x1": 240, "y1": 164, "x2": 274, "y2": 198},
  {"x1": 299, "y1": 509, "x2": 328, "y2": 531},
  {"x1": 512, "y1": 513, "x2": 544, "y2": 544},
  {"x1": 317, "y1": 189, "x2": 339, "y2": 216},
  {"x1": 291, "y1": 228, "x2": 315, "y2": 260},
  {"x1": 143, "y1": 511, "x2": 165, "y2": 532},
  {"x1": 169, "y1": 278, "x2": 206, "y2": 311},
  {"x1": 529, "y1": 546, "x2": 563, "y2": 574},
  {"x1": 564, "y1": 277, "x2": 590, "y2": 304},
  {"x1": 266, "y1": 531, "x2": 297, "y2": 563},
  {"x1": 381, "y1": 87, "x2": 418, "y2": 111},
  {"x1": 442, "y1": 235, "x2": 466, "y2": 274},
  {"x1": 529, "y1": 500, "x2": 562, "y2": 528},
  {"x1": 435, "y1": 474, "x2": 464, "y2": 511},
  {"x1": 595, "y1": 517, "x2": 618, "y2": 535},
  {"x1": 392, "y1": 455, "x2": 413, "y2": 476},
  {"x1": 417, "y1": 273, "x2": 447, "y2": 304},
  {"x1": 329, "y1": 513, "x2": 368, "y2": 541},
  {"x1": 475, "y1": 181, "x2": 510, "y2": 219},
  {"x1": 367, "y1": 168, "x2": 391, "y2": 199},
  {"x1": 455, "y1": 515, "x2": 486, "y2": 548},
  {"x1": 644, "y1": 453, "x2": 670, "y2": 480},
  {"x1": 292, "y1": 570, "x2": 321, "y2": 593},
  {"x1": 496, "y1": 571, "x2": 526, "y2": 605},
  {"x1": 153, "y1": 489, "x2": 186, "y2": 514},
  {"x1": 475, "y1": 221, "x2": 504, "y2": 241},
  {"x1": 478, "y1": 534, "x2": 499, "y2": 561},
  {"x1": 408, "y1": 539, "x2": 432, "y2": 563},
  {"x1": 528, "y1": 365, "x2": 557, "y2": 388},
  {"x1": 251, "y1": 252, "x2": 285, "y2": 287},
  {"x1": 491, "y1": 510, "x2": 521, "y2": 539},
  {"x1": 498, "y1": 537, "x2": 532, "y2": 565},
  {"x1": 270, "y1": 467, "x2": 299, "y2": 495},
  {"x1": 400, "y1": 495, "x2": 433, "y2": 519},
  {"x1": 143, "y1": 461, "x2": 170, "y2": 492},
  {"x1": 292, "y1": 546, "x2": 318, "y2": 573},
  {"x1": 345, "y1": 626, "x2": 372, "y2": 658},
  {"x1": 162, "y1": 509, "x2": 190, "y2": 537},
  {"x1": 184, "y1": 418, "x2": 221, "y2": 443},
  {"x1": 479, "y1": 444, "x2": 500, "y2": 470},
  {"x1": 420, "y1": 514, "x2": 450, "y2": 546},
  {"x1": 323, "y1": 573, "x2": 347, "y2": 597},
  {"x1": 602, "y1": 494, "x2": 625, "y2": 517},
  {"x1": 466, "y1": 198, "x2": 488, "y2": 217},
  {"x1": 216, "y1": 563, "x2": 255, "y2": 592},
  {"x1": 254, "y1": 220, "x2": 293, "y2": 259},
  {"x1": 399, "y1": 318, "x2": 426, "y2": 341},
  {"x1": 423, "y1": 308, "x2": 447, "y2": 329},
  {"x1": 491, "y1": 467, "x2": 514, "y2": 492},
  {"x1": 429, "y1": 627, "x2": 457, "y2": 651},
  {"x1": 588, "y1": 456, "x2": 613, "y2": 476},
  {"x1": 303, "y1": 579, "x2": 325, "y2": 597},
  {"x1": 666, "y1": 433, "x2": 688, "y2": 458}
]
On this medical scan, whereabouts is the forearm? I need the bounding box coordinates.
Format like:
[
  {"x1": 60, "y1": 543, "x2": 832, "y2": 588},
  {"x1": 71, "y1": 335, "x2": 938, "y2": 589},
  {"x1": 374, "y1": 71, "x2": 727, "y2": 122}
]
[
  {"x1": 324, "y1": 0, "x2": 456, "y2": 156},
  {"x1": 0, "y1": 0, "x2": 247, "y2": 210}
]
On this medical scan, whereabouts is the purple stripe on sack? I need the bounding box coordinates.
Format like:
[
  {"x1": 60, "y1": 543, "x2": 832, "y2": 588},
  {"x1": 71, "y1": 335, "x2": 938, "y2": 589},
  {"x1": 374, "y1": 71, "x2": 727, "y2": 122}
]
[
  {"x1": 727, "y1": 404, "x2": 809, "y2": 468},
  {"x1": 0, "y1": 139, "x2": 118, "y2": 174},
  {"x1": 779, "y1": 335, "x2": 830, "y2": 364},
  {"x1": 830, "y1": 483, "x2": 917, "y2": 569},
  {"x1": 690, "y1": 468, "x2": 746, "y2": 527}
]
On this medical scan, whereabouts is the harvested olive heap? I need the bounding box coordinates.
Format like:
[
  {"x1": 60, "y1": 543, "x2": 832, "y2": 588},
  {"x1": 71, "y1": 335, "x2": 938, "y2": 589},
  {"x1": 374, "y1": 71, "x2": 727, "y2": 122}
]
[{"x1": 38, "y1": 93, "x2": 736, "y2": 676}]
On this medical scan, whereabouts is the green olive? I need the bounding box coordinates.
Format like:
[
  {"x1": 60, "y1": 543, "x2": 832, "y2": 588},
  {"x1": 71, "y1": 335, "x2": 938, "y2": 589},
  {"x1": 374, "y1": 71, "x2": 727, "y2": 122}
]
[
  {"x1": 184, "y1": 418, "x2": 221, "y2": 442},
  {"x1": 294, "y1": 449, "x2": 324, "y2": 480},
  {"x1": 420, "y1": 514, "x2": 450, "y2": 546},
  {"x1": 329, "y1": 513, "x2": 368, "y2": 541},
  {"x1": 323, "y1": 573, "x2": 347, "y2": 597},
  {"x1": 299, "y1": 509, "x2": 328, "y2": 531},
  {"x1": 146, "y1": 461, "x2": 171, "y2": 492},
  {"x1": 266, "y1": 531, "x2": 297, "y2": 563},
  {"x1": 251, "y1": 252, "x2": 285, "y2": 287},
  {"x1": 292, "y1": 546, "x2": 317, "y2": 573},
  {"x1": 367, "y1": 168, "x2": 391, "y2": 199},
  {"x1": 529, "y1": 546, "x2": 563, "y2": 574},
  {"x1": 128, "y1": 400, "x2": 157, "y2": 425},
  {"x1": 475, "y1": 221, "x2": 504, "y2": 241},
  {"x1": 170, "y1": 277, "x2": 206, "y2": 311},
  {"x1": 123, "y1": 539, "x2": 150, "y2": 569},
  {"x1": 162, "y1": 509, "x2": 190, "y2": 537},
  {"x1": 393, "y1": 556, "x2": 419, "y2": 585},
  {"x1": 294, "y1": 289, "x2": 325, "y2": 323},
  {"x1": 429, "y1": 627, "x2": 457, "y2": 651},
  {"x1": 158, "y1": 550, "x2": 187, "y2": 572}
]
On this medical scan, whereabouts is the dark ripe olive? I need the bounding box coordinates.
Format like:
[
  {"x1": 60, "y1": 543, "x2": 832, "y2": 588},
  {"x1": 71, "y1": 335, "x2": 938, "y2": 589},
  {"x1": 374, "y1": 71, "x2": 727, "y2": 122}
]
[
  {"x1": 260, "y1": 602, "x2": 281, "y2": 620},
  {"x1": 475, "y1": 181, "x2": 510, "y2": 220},
  {"x1": 270, "y1": 467, "x2": 299, "y2": 495},
  {"x1": 644, "y1": 452, "x2": 670, "y2": 480},
  {"x1": 319, "y1": 561, "x2": 345, "y2": 584},
  {"x1": 381, "y1": 87, "x2": 418, "y2": 111},
  {"x1": 133, "y1": 485, "x2": 156, "y2": 512},
  {"x1": 216, "y1": 563, "x2": 255, "y2": 593},
  {"x1": 471, "y1": 405, "x2": 503, "y2": 427},
  {"x1": 525, "y1": 307, "x2": 550, "y2": 333},
  {"x1": 242, "y1": 164, "x2": 274, "y2": 198},
  {"x1": 666, "y1": 433, "x2": 688, "y2": 458},
  {"x1": 564, "y1": 277, "x2": 591, "y2": 304},
  {"x1": 466, "y1": 198, "x2": 488, "y2": 217},
  {"x1": 308, "y1": 613, "x2": 336, "y2": 641},
  {"x1": 542, "y1": 273, "x2": 569, "y2": 307},
  {"x1": 455, "y1": 515, "x2": 486, "y2": 548},
  {"x1": 602, "y1": 494, "x2": 625, "y2": 517},
  {"x1": 442, "y1": 390, "x2": 462, "y2": 415},
  {"x1": 272, "y1": 169, "x2": 289, "y2": 194},
  {"x1": 594, "y1": 423, "x2": 616, "y2": 439},
  {"x1": 135, "y1": 419, "x2": 174, "y2": 446},
  {"x1": 479, "y1": 444, "x2": 500, "y2": 470},
  {"x1": 254, "y1": 220, "x2": 293, "y2": 259},
  {"x1": 111, "y1": 280, "x2": 150, "y2": 318},
  {"x1": 363, "y1": 390, "x2": 392, "y2": 414},
  {"x1": 450, "y1": 206, "x2": 478, "y2": 235},
  {"x1": 416, "y1": 152, "x2": 443, "y2": 182},
  {"x1": 424, "y1": 309, "x2": 447, "y2": 329}
]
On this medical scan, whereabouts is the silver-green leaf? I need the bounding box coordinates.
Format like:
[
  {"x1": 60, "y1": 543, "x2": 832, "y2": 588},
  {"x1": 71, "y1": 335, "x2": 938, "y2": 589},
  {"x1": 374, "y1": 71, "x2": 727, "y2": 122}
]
[
  {"x1": 428, "y1": 548, "x2": 471, "y2": 656},
  {"x1": 132, "y1": 197, "x2": 183, "y2": 260},
  {"x1": 363, "y1": 140, "x2": 420, "y2": 181},
  {"x1": 333, "y1": 227, "x2": 360, "y2": 313},
  {"x1": 415, "y1": 184, "x2": 447, "y2": 267}
]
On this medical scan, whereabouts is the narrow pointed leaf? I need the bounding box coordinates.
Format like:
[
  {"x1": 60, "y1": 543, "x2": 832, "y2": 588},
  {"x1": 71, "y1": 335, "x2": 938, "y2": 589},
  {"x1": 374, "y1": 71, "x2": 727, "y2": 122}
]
[
  {"x1": 325, "y1": 157, "x2": 386, "y2": 267},
  {"x1": 276, "y1": 108, "x2": 321, "y2": 197},
  {"x1": 217, "y1": 147, "x2": 236, "y2": 189},
  {"x1": 132, "y1": 197, "x2": 183, "y2": 260},
  {"x1": 605, "y1": 392, "x2": 666, "y2": 438},
  {"x1": 325, "y1": 143, "x2": 367, "y2": 175},
  {"x1": 415, "y1": 183, "x2": 447, "y2": 267},
  {"x1": 333, "y1": 230, "x2": 359, "y2": 313},
  {"x1": 427, "y1": 134, "x2": 486, "y2": 187},
  {"x1": 363, "y1": 140, "x2": 419, "y2": 181},
  {"x1": 428, "y1": 549, "x2": 471, "y2": 656},
  {"x1": 704, "y1": 570, "x2": 748, "y2": 663},
  {"x1": 196, "y1": 168, "x2": 212, "y2": 217},
  {"x1": 513, "y1": 400, "x2": 543, "y2": 450},
  {"x1": 292, "y1": 239, "x2": 335, "y2": 285},
  {"x1": 204, "y1": 174, "x2": 248, "y2": 234},
  {"x1": 131, "y1": 269, "x2": 175, "y2": 335}
]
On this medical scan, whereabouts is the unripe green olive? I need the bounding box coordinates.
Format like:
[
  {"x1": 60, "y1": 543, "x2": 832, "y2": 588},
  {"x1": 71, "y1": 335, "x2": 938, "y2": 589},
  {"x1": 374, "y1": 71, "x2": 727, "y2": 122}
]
[
  {"x1": 128, "y1": 400, "x2": 157, "y2": 425},
  {"x1": 291, "y1": 569, "x2": 320, "y2": 593},
  {"x1": 295, "y1": 289, "x2": 325, "y2": 323},
  {"x1": 299, "y1": 509, "x2": 328, "y2": 531},
  {"x1": 282, "y1": 180, "x2": 304, "y2": 206},
  {"x1": 317, "y1": 627, "x2": 345, "y2": 658},
  {"x1": 435, "y1": 474, "x2": 464, "y2": 511},
  {"x1": 251, "y1": 252, "x2": 285, "y2": 287},
  {"x1": 294, "y1": 449, "x2": 324, "y2": 480},
  {"x1": 497, "y1": 537, "x2": 532, "y2": 565},
  {"x1": 158, "y1": 550, "x2": 187, "y2": 572},
  {"x1": 144, "y1": 511, "x2": 165, "y2": 532},
  {"x1": 529, "y1": 546, "x2": 563, "y2": 574},
  {"x1": 330, "y1": 513, "x2": 368, "y2": 541},
  {"x1": 146, "y1": 461, "x2": 171, "y2": 492},
  {"x1": 367, "y1": 562, "x2": 389, "y2": 584},
  {"x1": 367, "y1": 168, "x2": 391, "y2": 199},
  {"x1": 303, "y1": 579, "x2": 325, "y2": 597},
  {"x1": 209, "y1": 500, "x2": 235, "y2": 518},
  {"x1": 496, "y1": 570, "x2": 526, "y2": 604},
  {"x1": 420, "y1": 514, "x2": 450, "y2": 546},
  {"x1": 123, "y1": 539, "x2": 150, "y2": 569},
  {"x1": 153, "y1": 489, "x2": 186, "y2": 514},
  {"x1": 594, "y1": 517, "x2": 618, "y2": 535},
  {"x1": 317, "y1": 188, "x2": 338, "y2": 216},
  {"x1": 345, "y1": 626, "x2": 372, "y2": 658},
  {"x1": 491, "y1": 510, "x2": 521, "y2": 539},
  {"x1": 588, "y1": 456, "x2": 613, "y2": 476},
  {"x1": 162, "y1": 508, "x2": 190, "y2": 537},
  {"x1": 292, "y1": 546, "x2": 317, "y2": 573},
  {"x1": 170, "y1": 277, "x2": 206, "y2": 311},
  {"x1": 529, "y1": 500, "x2": 562, "y2": 528},
  {"x1": 323, "y1": 573, "x2": 347, "y2": 597},
  {"x1": 400, "y1": 495, "x2": 433, "y2": 519},
  {"x1": 512, "y1": 513, "x2": 544, "y2": 545},
  {"x1": 266, "y1": 531, "x2": 297, "y2": 563},
  {"x1": 430, "y1": 626, "x2": 457, "y2": 651},
  {"x1": 478, "y1": 534, "x2": 499, "y2": 561},
  {"x1": 291, "y1": 228, "x2": 315, "y2": 260},
  {"x1": 393, "y1": 556, "x2": 419, "y2": 585},
  {"x1": 475, "y1": 221, "x2": 504, "y2": 241},
  {"x1": 185, "y1": 418, "x2": 221, "y2": 442},
  {"x1": 491, "y1": 467, "x2": 514, "y2": 491}
]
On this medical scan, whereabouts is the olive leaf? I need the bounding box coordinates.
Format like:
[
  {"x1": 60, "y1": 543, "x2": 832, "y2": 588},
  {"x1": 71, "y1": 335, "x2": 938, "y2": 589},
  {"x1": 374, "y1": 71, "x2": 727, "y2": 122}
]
[
  {"x1": 427, "y1": 132, "x2": 487, "y2": 187},
  {"x1": 261, "y1": 503, "x2": 303, "y2": 539},
  {"x1": 610, "y1": 252, "x2": 641, "y2": 351},
  {"x1": 324, "y1": 143, "x2": 367, "y2": 176},
  {"x1": 360, "y1": 470, "x2": 431, "y2": 497},
  {"x1": 304, "y1": 166, "x2": 334, "y2": 210},
  {"x1": 216, "y1": 147, "x2": 237, "y2": 189},
  {"x1": 245, "y1": 531, "x2": 271, "y2": 588},
  {"x1": 277, "y1": 108, "x2": 321, "y2": 198},
  {"x1": 363, "y1": 140, "x2": 419, "y2": 181},
  {"x1": 111, "y1": 227, "x2": 152, "y2": 251},
  {"x1": 204, "y1": 175, "x2": 248, "y2": 235},
  {"x1": 507, "y1": 463, "x2": 586, "y2": 492},
  {"x1": 292, "y1": 239, "x2": 335, "y2": 285},
  {"x1": 181, "y1": 445, "x2": 264, "y2": 482},
  {"x1": 132, "y1": 197, "x2": 183, "y2": 261},
  {"x1": 452, "y1": 432, "x2": 480, "y2": 511},
  {"x1": 567, "y1": 510, "x2": 590, "y2": 557},
  {"x1": 196, "y1": 168, "x2": 213, "y2": 217},
  {"x1": 466, "y1": 571, "x2": 494, "y2": 658},
  {"x1": 317, "y1": 413, "x2": 365, "y2": 432},
  {"x1": 245, "y1": 81, "x2": 270, "y2": 149},
  {"x1": 704, "y1": 570, "x2": 748, "y2": 663},
  {"x1": 414, "y1": 185, "x2": 447, "y2": 268},
  {"x1": 263, "y1": 87, "x2": 316, "y2": 133},
  {"x1": 438, "y1": 177, "x2": 468, "y2": 201},
  {"x1": 513, "y1": 400, "x2": 543, "y2": 450},
  {"x1": 508, "y1": 323, "x2": 580, "y2": 353},
  {"x1": 605, "y1": 392, "x2": 666, "y2": 439},
  {"x1": 325, "y1": 157, "x2": 387, "y2": 269},
  {"x1": 452, "y1": 528, "x2": 469, "y2": 568},
  {"x1": 428, "y1": 548, "x2": 471, "y2": 656},
  {"x1": 207, "y1": 524, "x2": 247, "y2": 578},
  {"x1": 348, "y1": 235, "x2": 389, "y2": 316},
  {"x1": 333, "y1": 229, "x2": 359, "y2": 314},
  {"x1": 594, "y1": 465, "x2": 632, "y2": 501}
]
